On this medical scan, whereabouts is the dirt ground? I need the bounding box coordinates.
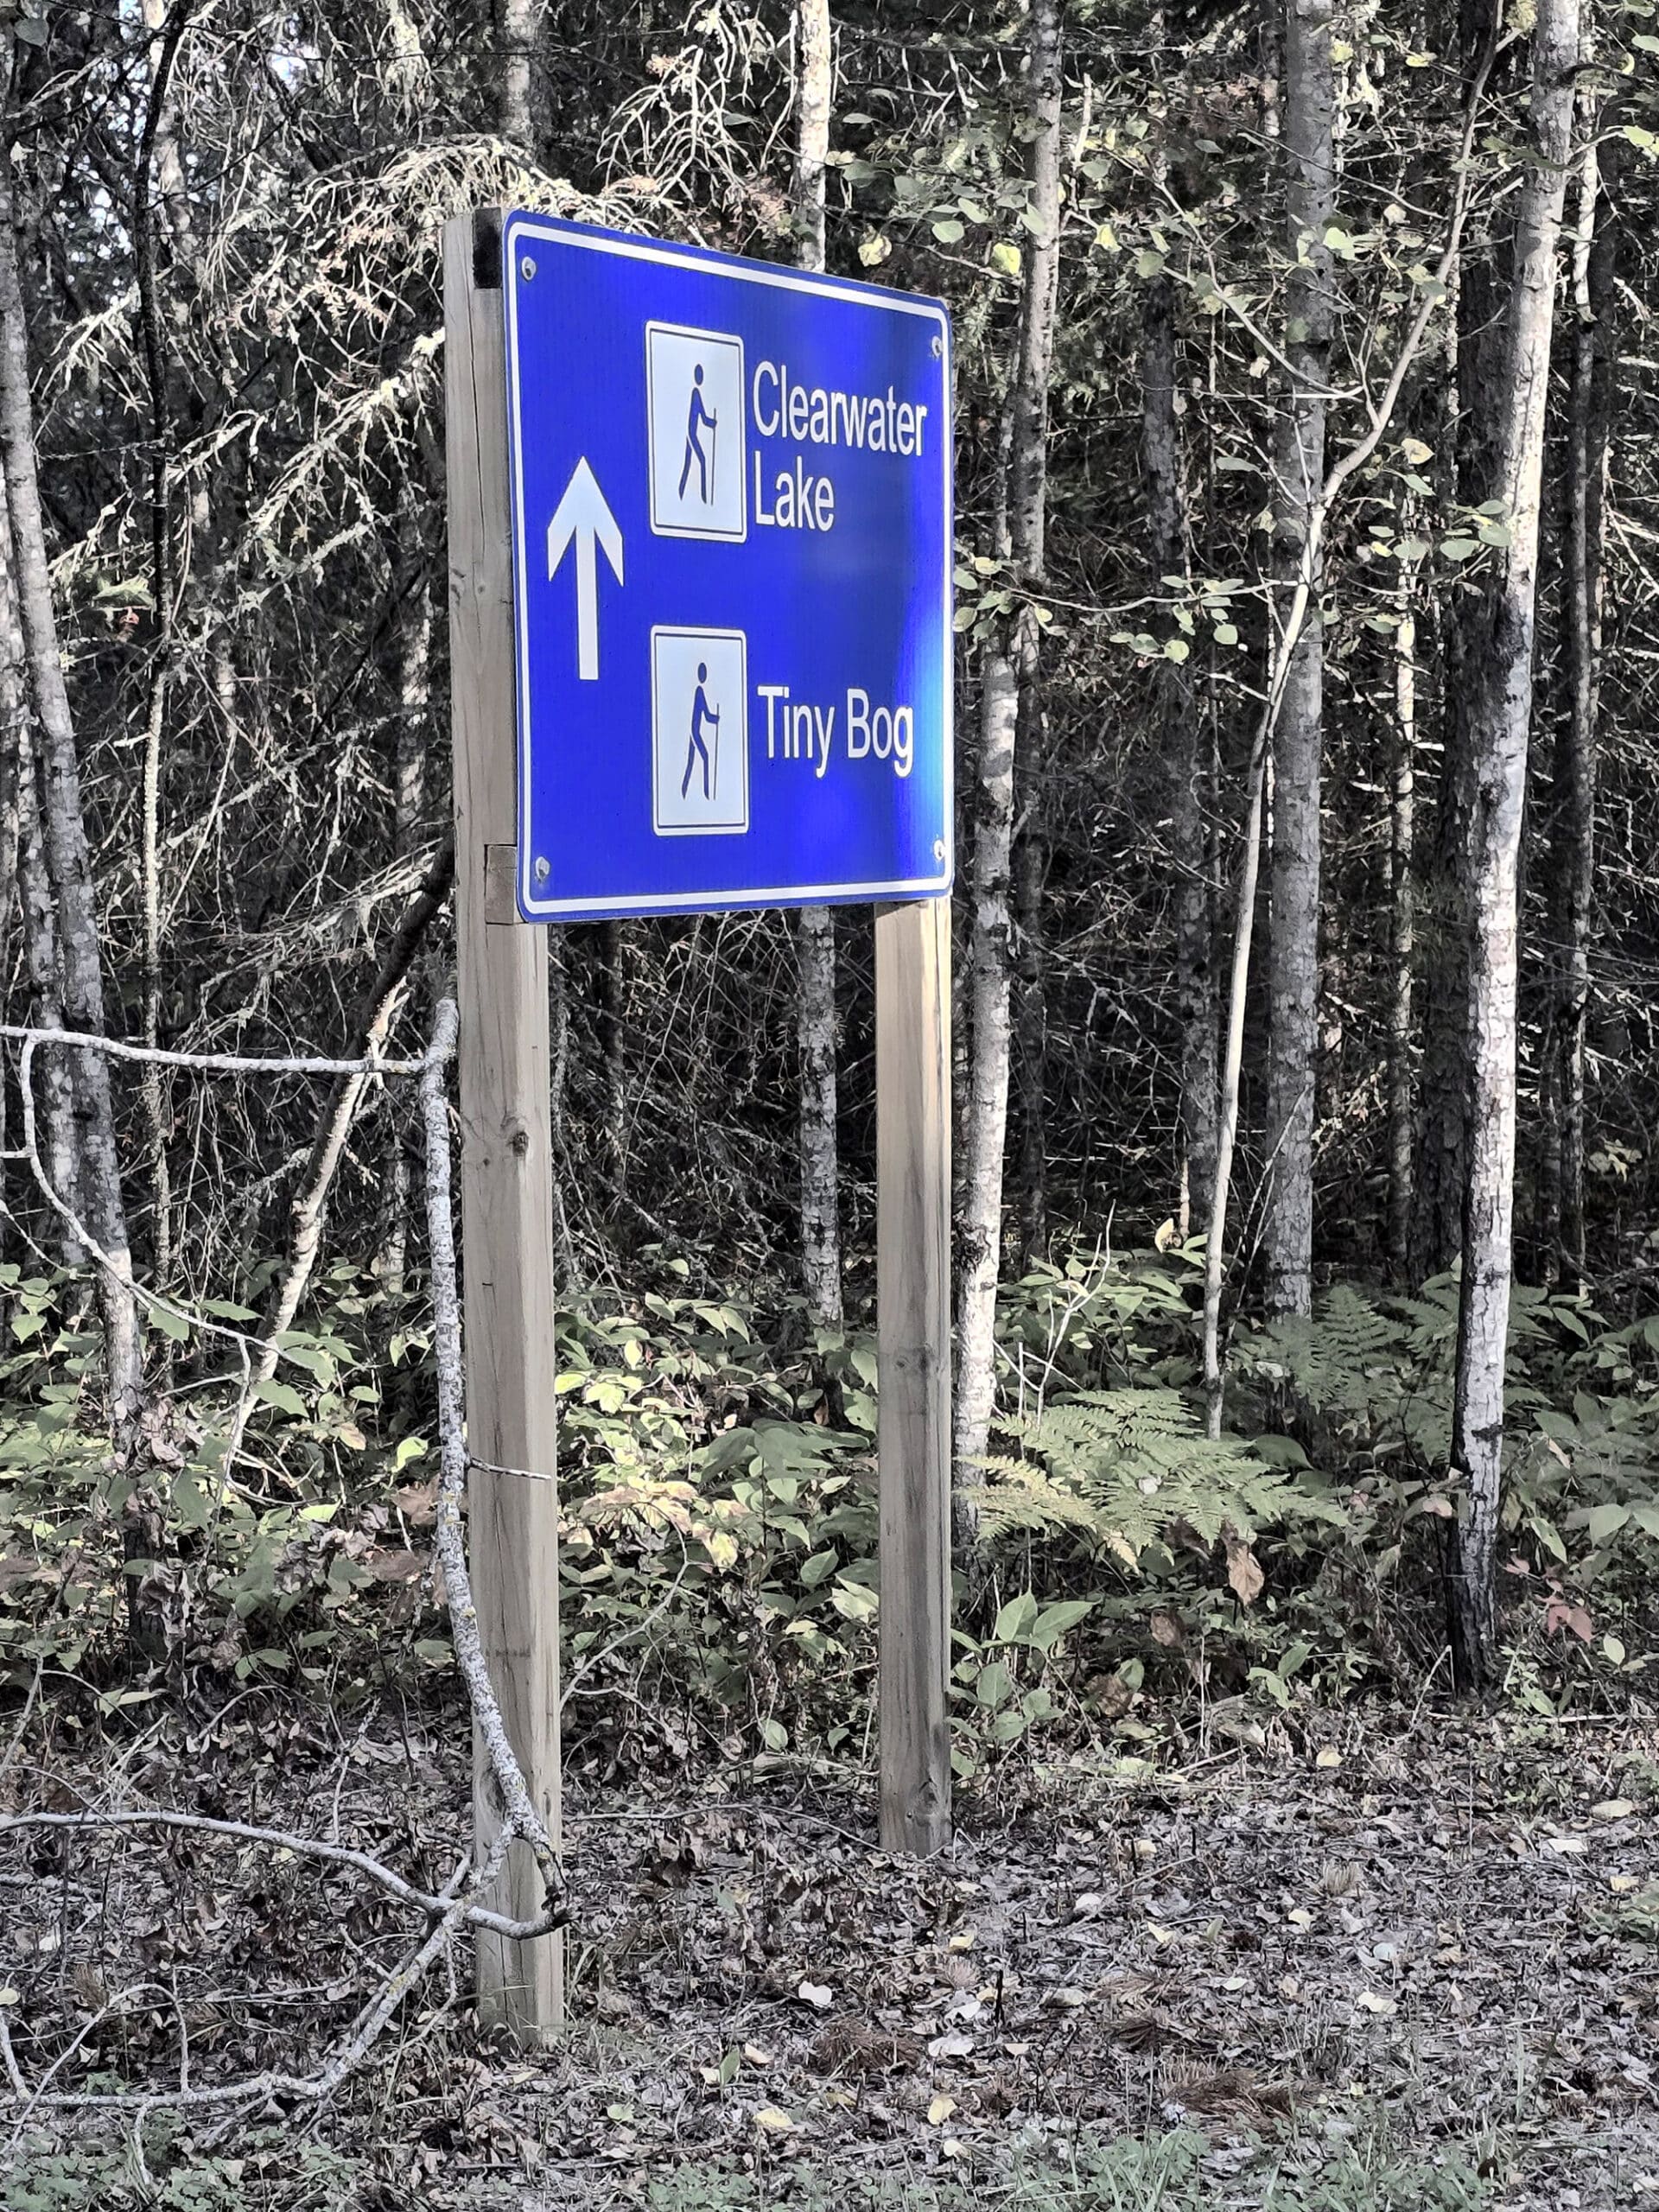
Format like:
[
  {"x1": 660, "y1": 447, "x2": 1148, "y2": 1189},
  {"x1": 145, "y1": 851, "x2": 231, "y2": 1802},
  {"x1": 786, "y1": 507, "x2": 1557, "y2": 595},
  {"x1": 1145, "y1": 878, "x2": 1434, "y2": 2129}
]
[{"x1": 3, "y1": 1694, "x2": 1656, "y2": 2208}]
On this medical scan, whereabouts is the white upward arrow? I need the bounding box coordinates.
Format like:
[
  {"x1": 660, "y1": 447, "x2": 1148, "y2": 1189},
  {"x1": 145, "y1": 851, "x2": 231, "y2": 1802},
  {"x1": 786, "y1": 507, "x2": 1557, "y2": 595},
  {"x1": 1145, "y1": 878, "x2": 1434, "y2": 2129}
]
[{"x1": 546, "y1": 458, "x2": 624, "y2": 681}]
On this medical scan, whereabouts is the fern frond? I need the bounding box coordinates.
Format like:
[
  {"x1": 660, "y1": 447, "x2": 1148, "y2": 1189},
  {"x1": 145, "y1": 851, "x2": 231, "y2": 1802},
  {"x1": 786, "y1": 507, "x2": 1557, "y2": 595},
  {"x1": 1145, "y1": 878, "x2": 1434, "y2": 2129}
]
[{"x1": 983, "y1": 1385, "x2": 1315, "y2": 1569}]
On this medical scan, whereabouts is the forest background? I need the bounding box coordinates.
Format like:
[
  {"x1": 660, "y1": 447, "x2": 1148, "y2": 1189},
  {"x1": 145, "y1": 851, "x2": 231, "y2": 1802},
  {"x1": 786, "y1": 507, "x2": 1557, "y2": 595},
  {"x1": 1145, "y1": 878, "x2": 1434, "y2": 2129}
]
[{"x1": 3, "y1": 0, "x2": 1659, "y2": 2195}]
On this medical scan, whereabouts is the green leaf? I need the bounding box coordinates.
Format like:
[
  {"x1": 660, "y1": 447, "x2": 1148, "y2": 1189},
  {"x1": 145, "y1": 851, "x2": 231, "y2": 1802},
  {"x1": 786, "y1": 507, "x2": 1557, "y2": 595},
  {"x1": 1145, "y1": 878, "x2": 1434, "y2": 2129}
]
[
  {"x1": 1029, "y1": 1598, "x2": 1096, "y2": 1652},
  {"x1": 150, "y1": 1305, "x2": 191, "y2": 1344},
  {"x1": 256, "y1": 1380, "x2": 308, "y2": 1418},
  {"x1": 1584, "y1": 1503, "x2": 1631, "y2": 1546},
  {"x1": 931, "y1": 218, "x2": 964, "y2": 245},
  {"x1": 976, "y1": 1659, "x2": 1013, "y2": 1707},
  {"x1": 830, "y1": 1580, "x2": 879, "y2": 1622},
  {"x1": 989, "y1": 240, "x2": 1022, "y2": 278},
  {"x1": 1439, "y1": 536, "x2": 1480, "y2": 561},
  {"x1": 1135, "y1": 248, "x2": 1166, "y2": 279},
  {"x1": 993, "y1": 1591, "x2": 1039, "y2": 1645}
]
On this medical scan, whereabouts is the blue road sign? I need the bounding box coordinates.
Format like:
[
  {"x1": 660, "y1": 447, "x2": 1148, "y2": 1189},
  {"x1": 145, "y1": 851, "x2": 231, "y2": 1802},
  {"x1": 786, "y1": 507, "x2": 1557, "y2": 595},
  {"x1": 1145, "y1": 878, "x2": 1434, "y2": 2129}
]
[{"x1": 501, "y1": 213, "x2": 953, "y2": 923}]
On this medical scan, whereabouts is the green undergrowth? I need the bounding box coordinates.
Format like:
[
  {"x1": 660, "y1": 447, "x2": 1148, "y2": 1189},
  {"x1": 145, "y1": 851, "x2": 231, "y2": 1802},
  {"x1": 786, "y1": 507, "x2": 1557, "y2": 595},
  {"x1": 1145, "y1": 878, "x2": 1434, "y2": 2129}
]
[
  {"x1": 0, "y1": 1237, "x2": 1655, "y2": 1752},
  {"x1": 0, "y1": 2121, "x2": 1493, "y2": 2212},
  {"x1": 640, "y1": 2124, "x2": 1490, "y2": 2212}
]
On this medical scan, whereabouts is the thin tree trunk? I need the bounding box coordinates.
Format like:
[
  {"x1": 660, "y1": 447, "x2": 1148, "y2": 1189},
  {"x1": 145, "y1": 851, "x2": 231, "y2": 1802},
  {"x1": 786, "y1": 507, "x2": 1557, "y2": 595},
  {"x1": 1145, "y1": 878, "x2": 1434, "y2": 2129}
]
[
  {"x1": 1541, "y1": 112, "x2": 1618, "y2": 1289},
  {"x1": 792, "y1": 0, "x2": 843, "y2": 1332},
  {"x1": 1014, "y1": 745, "x2": 1047, "y2": 1273},
  {"x1": 953, "y1": 0, "x2": 1064, "y2": 1510},
  {"x1": 0, "y1": 83, "x2": 142, "y2": 1439},
  {"x1": 12, "y1": 721, "x2": 81, "y2": 1264},
  {"x1": 1386, "y1": 548, "x2": 1419, "y2": 1282},
  {"x1": 135, "y1": 0, "x2": 192, "y2": 1301},
  {"x1": 1141, "y1": 275, "x2": 1217, "y2": 1232},
  {"x1": 1263, "y1": 0, "x2": 1335, "y2": 1319},
  {"x1": 1411, "y1": 5, "x2": 1505, "y2": 1287},
  {"x1": 1446, "y1": 0, "x2": 1579, "y2": 1694}
]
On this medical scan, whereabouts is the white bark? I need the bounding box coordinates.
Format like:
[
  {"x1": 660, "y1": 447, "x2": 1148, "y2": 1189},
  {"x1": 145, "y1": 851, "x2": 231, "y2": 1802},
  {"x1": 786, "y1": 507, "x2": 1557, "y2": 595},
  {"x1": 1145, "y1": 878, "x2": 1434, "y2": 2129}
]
[
  {"x1": 1447, "y1": 0, "x2": 1580, "y2": 1692},
  {"x1": 952, "y1": 0, "x2": 1064, "y2": 1509},
  {"x1": 792, "y1": 0, "x2": 843, "y2": 1332}
]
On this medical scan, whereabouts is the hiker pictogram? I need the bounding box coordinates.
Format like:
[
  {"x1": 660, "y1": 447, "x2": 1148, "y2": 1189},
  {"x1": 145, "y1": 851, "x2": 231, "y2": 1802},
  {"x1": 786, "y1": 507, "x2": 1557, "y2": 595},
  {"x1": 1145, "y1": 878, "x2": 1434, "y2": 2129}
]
[
  {"x1": 647, "y1": 323, "x2": 746, "y2": 542},
  {"x1": 652, "y1": 626, "x2": 748, "y2": 836},
  {"x1": 677, "y1": 366, "x2": 718, "y2": 505},
  {"x1": 682, "y1": 660, "x2": 720, "y2": 798}
]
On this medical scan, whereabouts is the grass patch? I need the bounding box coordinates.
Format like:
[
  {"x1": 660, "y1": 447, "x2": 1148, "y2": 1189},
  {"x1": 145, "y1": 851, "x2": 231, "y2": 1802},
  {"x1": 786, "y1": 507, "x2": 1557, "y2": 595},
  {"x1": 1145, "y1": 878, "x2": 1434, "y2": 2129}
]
[{"x1": 643, "y1": 2124, "x2": 1490, "y2": 2212}]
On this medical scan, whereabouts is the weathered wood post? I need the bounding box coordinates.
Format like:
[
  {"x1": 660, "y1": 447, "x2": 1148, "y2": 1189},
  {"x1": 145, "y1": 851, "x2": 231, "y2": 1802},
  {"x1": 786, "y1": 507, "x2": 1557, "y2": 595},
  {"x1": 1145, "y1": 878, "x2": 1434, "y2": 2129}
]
[
  {"x1": 876, "y1": 896, "x2": 952, "y2": 1853},
  {"x1": 443, "y1": 208, "x2": 563, "y2": 2039}
]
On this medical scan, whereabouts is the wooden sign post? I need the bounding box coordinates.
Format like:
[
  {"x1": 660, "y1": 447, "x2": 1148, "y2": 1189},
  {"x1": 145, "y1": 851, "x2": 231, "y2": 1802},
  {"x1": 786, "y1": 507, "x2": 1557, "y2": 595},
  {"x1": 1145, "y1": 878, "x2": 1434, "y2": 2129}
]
[
  {"x1": 875, "y1": 899, "x2": 953, "y2": 1853},
  {"x1": 444, "y1": 212, "x2": 563, "y2": 2041}
]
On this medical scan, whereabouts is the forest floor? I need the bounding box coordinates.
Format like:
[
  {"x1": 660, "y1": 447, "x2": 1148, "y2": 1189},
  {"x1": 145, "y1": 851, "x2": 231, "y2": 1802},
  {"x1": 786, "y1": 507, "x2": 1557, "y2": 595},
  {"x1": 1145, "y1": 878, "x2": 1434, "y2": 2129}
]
[{"x1": 2, "y1": 1695, "x2": 1656, "y2": 2210}]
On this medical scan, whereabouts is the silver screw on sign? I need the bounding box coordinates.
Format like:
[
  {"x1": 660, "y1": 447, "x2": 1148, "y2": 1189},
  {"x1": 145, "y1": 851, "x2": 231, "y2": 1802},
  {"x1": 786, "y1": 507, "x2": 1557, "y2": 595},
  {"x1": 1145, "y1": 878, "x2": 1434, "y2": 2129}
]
[
  {"x1": 534, "y1": 856, "x2": 550, "y2": 885},
  {"x1": 521, "y1": 257, "x2": 537, "y2": 282}
]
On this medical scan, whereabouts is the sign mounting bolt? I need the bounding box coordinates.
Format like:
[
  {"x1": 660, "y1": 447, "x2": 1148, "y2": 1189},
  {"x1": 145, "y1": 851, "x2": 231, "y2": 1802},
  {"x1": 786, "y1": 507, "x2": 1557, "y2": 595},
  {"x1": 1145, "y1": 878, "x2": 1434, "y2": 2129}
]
[
  {"x1": 931, "y1": 334, "x2": 943, "y2": 358},
  {"x1": 520, "y1": 256, "x2": 537, "y2": 281},
  {"x1": 533, "y1": 856, "x2": 550, "y2": 884},
  {"x1": 934, "y1": 838, "x2": 946, "y2": 864}
]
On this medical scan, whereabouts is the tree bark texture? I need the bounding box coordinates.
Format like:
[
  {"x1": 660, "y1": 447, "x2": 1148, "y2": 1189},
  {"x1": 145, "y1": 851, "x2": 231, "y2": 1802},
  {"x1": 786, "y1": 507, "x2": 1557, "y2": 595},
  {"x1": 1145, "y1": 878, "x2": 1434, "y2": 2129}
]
[
  {"x1": 1446, "y1": 0, "x2": 1579, "y2": 1694},
  {"x1": 499, "y1": 0, "x2": 545, "y2": 152},
  {"x1": 953, "y1": 0, "x2": 1063, "y2": 1502},
  {"x1": 1412, "y1": 0, "x2": 1505, "y2": 1286},
  {"x1": 1387, "y1": 550, "x2": 1420, "y2": 1283},
  {"x1": 10, "y1": 704, "x2": 81, "y2": 1265},
  {"x1": 1541, "y1": 117, "x2": 1618, "y2": 1288},
  {"x1": 0, "y1": 87, "x2": 142, "y2": 1438},
  {"x1": 789, "y1": 0, "x2": 844, "y2": 1332},
  {"x1": 1263, "y1": 0, "x2": 1335, "y2": 1319},
  {"x1": 1141, "y1": 275, "x2": 1217, "y2": 1234}
]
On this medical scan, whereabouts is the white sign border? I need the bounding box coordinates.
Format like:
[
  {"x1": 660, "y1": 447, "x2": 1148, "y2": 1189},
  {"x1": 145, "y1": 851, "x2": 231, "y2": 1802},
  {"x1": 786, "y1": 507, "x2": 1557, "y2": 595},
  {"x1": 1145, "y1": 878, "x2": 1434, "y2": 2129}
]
[{"x1": 502, "y1": 213, "x2": 955, "y2": 925}]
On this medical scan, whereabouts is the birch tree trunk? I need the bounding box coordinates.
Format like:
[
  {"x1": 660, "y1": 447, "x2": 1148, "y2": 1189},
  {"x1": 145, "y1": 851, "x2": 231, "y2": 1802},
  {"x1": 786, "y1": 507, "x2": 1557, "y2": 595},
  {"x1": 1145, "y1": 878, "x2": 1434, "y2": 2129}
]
[
  {"x1": 1386, "y1": 546, "x2": 1420, "y2": 1282},
  {"x1": 499, "y1": 0, "x2": 544, "y2": 152},
  {"x1": 793, "y1": 0, "x2": 843, "y2": 1332},
  {"x1": 1263, "y1": 0, "x2": 1335, "y2": 1319},
  {"x1": 953, "y1": 0, "x2": 1063, "y2": 1505},
  {"x1": 0, "y1": 76, "x2": 142, "y2": 1439},
  {"x1": 1446, "y1": 0, "x2": 1579, "y2": 1694},
  {"x1": 1014, "y1": 749, "x2": 1048, "y2": 1273},
  {"x1": 1141, "y1": 275, "x2": 1217, "y2": 1233},
  {"x1": 1541, "y1": 114, "x2": 1618, "y2": 1289}
]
